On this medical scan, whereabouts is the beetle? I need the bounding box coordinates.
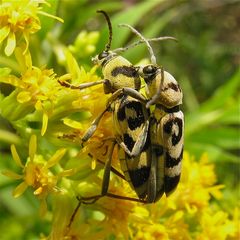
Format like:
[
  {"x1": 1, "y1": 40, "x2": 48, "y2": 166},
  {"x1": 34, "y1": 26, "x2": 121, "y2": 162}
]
[
  {"x1": 60, "y1": 10, "x2": 152, "y2": 204},
  {"x1": 119, "y1": 24, "x2": 184, "y2": 200},
  {"x1": 64, "y1": 14, "x2": 179, "y2": 231},
  {"x1": 60, "y1": 11, "x2": 179, "y2": 207}
]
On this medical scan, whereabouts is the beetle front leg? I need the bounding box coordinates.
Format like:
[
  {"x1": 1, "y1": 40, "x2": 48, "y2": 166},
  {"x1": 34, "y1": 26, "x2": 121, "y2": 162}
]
[
  {"x1": 106, "y1": 87, "x2": 147, "y2": 107},
  {"x1": 122, "y1": 87, "x2": 147, "y2": 104},
  {"x1": 146, "y1": 67, "x2": 164, "y2": 108},
  {"x1": 115, "y1": 120, "x2": 149, "y2": 157},
  {"x1": 58, "y1": 79, "x2": 105, "y2": 90},
  {"x1": 81, "y1": 107, "x2": 109, "y2": 143}
]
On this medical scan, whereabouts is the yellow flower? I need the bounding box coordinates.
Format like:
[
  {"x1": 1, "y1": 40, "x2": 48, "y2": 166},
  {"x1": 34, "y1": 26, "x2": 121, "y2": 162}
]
[
  {"x1": 0, "y1": 52, "x2": 65, "y2": 135},
  {"x1": 2, "y1": 135, "x2": 73, "y2": 216},
  {"x1": 197, "y1": 210, "x2": 237, "y2": 240},
  {"x1": 169, "y1": 152, "x2": 224, "y2": 213},
  {"x1": 0, "y1": 0, "x2": 63, "y2": 56},
  {"x1": 133, "y1": 210, "x2": 190, "y2": 240},
  {"x1": 165, "y1": 211, "x2": 191, "y2": 240},
  {"x1": 133, "y1": 223, "x2": 168, "y2": 240},
  {"x1": 59, "y1": 50, "x2": 113, "y2": 162}
]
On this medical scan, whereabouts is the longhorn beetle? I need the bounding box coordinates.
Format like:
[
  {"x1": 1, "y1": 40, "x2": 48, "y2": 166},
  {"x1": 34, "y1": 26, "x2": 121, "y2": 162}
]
[
  {"x1": 63, "y1": 12, "x2": 178, "y2": 230},
  {"x1": 119, "y1": 24, "x2": 184, "y2": 200},
  {"x1": 62, "y1": 13, "x2": 180, "y2": 230},
  {"x1": 60, "y1": 10, "x2": 177, "y2": 205}
]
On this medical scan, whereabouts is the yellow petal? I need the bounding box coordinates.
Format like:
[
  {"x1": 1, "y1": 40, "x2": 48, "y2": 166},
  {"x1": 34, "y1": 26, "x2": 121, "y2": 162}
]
[
  {"x1": 29, "y1": 135, "x2": 37, "y2": 162},
  {"x1": 24, "y1": 162, "x2": 36, "y2": 185},
  {"x1": 34, "y1": 187, "x2": 43, "y2": 195},
  {"x1": 10, "y1": 144, "x2": 24, "y2": 168},
  {"x1": 35, "y1": 100, "x2": 43, "y2": 111},
  {"x1": 63, "y1": 118, "x2": 83, "y2": 129},
  {"x1": 0, "y1": 26, "x2": 10, "y2": 44},
  {"x1": 2, "y1": 170, "x2": 23, "y2": 179},
  {"x1": 14, "y1": 46, "x2": 32, "y2": 72},
  {"x1": 65, "y1": 50, "x2": 81, "y2": 79},
  {"x1": 17, "y1": 91, "x2": 31, "y2": 103},
  {"x1": 58, "y1": 73, "x2": 72, "y2": 82},
  {"x1": 5, "y1": 32, "x2": 16, "y2": 56},
  {"x1": 24, "y1": 49, "x2": 32, "y2": 68},
  {"x1": 0, "y1": 74, "x2": 25, "y2": 89},
  {"x1": 45, "y1": 148, "x2": 66, "y2": 168},
  {"x1": 13, "y1": 182, "x2": 28, "y2": 198},
  {"x1": 22, "y1": 32, "x2": 29, "y2": 55},
  {"x1": 41, "y1": 112, "x2": 48, "y2": 136},
  {"x1": 91, "y1": 158, "x2": 96, "y2": 170}
]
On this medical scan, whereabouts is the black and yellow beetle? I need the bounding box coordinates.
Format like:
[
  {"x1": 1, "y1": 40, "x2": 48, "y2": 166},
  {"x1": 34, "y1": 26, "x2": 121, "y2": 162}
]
[
  {"x1": 62, "y1": 11, "x2": 180, "y2": 230},
  {"x1": 119, "y1": 24, "x2": 184, "y2": 200},
  {"x1": 60, "y1": 10, "x2": 151, "y2": 204},
  {"x1": 60, "y1": 11, "x2": 179, "y2": 206}
]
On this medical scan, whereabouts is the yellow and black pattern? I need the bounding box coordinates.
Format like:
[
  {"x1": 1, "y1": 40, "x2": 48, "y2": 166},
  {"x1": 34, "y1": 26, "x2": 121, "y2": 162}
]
[
  {"x1": 100, "y1": 54, "x2": 141, "y2": 93},
  {"x1": 113, "y1": 95, "x2": 151, "y2": 199},
  {"x1": 138, "y1": 65, "x2": 184, "y2": 200},
  {"x1": 160, "y1": 110, "x2": 184, "y2": 196},
  {"x1": 60, "y1": 15, "x2": 184, "y2": 205}
]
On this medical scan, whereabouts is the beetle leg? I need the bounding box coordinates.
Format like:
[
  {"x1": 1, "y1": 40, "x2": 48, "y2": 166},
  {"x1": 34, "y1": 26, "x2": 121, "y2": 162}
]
[
  {"x1": 58, "y1": 79, "x2": 105, "y2": 90},
  {"x1": 122, "y1": 87, "x2": 147, "y2": 104},
  {"x1": 116, "y1": 120, "x2": 149, "y2": 157},
  {"x1": 81, "y1": 107, "x2": 109, "y2": 143},
  {"x1": 146, "y1": 66, "x2": 164, "y2": 108},
  {"x1": 131, "y1": 119, "x2": 149, "y2": 156}
]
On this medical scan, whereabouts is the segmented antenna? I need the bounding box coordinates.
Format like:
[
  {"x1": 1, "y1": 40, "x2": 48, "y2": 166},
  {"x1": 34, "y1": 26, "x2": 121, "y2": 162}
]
[
  {"x1": 118, "y1": 23, "x2": 157, "y2": 65},
  {"x1": 113, "y1": 36, "x2": 177, "y2": 54},
  {"x1": 97, "y1": 10, "x2": 113, "y2": 52}
]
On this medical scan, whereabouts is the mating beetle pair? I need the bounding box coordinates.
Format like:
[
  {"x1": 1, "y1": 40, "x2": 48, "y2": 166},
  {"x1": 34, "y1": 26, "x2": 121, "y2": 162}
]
[{"x1": 59, "y1": 10, "x2": 184, "y2": 205}]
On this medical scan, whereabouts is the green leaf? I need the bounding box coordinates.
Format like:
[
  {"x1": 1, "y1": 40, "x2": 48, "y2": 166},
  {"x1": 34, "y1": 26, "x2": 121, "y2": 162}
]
[
  {"x1": 185, "y1": 142, "x2": 239, "y2": 163},
  {"x1": 219, "y1": 102, "x2": 240, "y2": 124},
  {"x1": 200, "y1": 69, "x2": 240, "y2": 112},
  {"x1": 187, "y1": 127, "x2": 240, "y2": 149}
]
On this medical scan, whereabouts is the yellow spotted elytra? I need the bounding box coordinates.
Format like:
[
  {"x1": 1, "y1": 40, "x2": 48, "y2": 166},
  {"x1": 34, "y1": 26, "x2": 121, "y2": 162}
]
[
  {"x1": 60, "y1": 14, "x2": 182, "y2": 230},
  {"x1": 119, "y1": 24, "x2": 183, "y2": 201}
]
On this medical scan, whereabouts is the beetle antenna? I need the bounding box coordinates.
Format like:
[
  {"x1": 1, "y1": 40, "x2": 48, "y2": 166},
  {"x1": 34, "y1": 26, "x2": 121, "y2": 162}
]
[
  {"x1": 118, "y1": 23, "x2": 157, "y2": 64},
  {"x1": 113, "y1": 36, "x2": 177, "y2": 54},
  {"x1": 97, "y1": 10, "x2": 113, "y2": 52}
]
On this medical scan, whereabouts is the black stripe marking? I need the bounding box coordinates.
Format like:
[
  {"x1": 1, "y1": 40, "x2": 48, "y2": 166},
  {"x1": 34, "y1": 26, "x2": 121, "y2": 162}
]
[
  {"x1": 162, "y1": 83, "x2": 181, "y2": 92},
  {"x1": 172, "y1": 118, "x2": 183, "y2": 146},
  {"x1": 123, "y1": 133, "x2": 135, "y2": 151},
  {"x1": 165, "y1": 175, "x2": 180, "y2": 194},
  {"x1": 168, "y1": 82, "x2": 180, "y2": 92},
  {"x1": 117, "y1": 105, "x2": 126, "y2": 121},
  {"x1": 126, "y1": 101, "x2": 146, "y2": 130},
  {"x1": 111, "y1": 66, "x2": 138, "y2": 78},
  {"x1": 165, "y1": 147, "x2": 183, "y2": 168},
  {"x1": 163, "y1": 117, "x2": 183, "y2": 146},
  {"x1": 164, "y1": 105, "x2": 180, "y2": 113},
  {"x1": 153, "y1": 144, "x2": 164, "y2": 157},
  {"x1": 142, "y1": 132, "x2": 151, "y2": 151},
  {"x1": 155, "y1": 104, "x2": 180, "y2": 113},
  {"x1": 163, "y1": 118, "x2": 173, "y2": 134},
  {"x1": 128, "y1": 166, "x2": 150, "y2": 188}
]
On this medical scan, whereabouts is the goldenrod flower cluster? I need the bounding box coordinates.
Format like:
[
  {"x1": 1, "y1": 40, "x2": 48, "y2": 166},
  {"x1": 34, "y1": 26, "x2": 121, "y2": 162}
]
[{"x1": 0, "y1": 1, "x2": 238, "y2": 239}]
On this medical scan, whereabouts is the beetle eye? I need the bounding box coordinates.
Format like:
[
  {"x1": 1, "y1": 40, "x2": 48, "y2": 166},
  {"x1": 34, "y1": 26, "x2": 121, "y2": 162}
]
[
  {"x1": 143, "y1": 65, "x2": 156, "y2": 75},
  {"x1": 98, "y1": 51, "x2": 109, "y2": 60}
]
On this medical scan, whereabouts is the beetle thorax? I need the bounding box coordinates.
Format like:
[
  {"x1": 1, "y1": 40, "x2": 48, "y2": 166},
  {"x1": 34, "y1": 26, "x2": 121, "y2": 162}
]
[
  {"x1": 102, "y1": 56, "x2": 141, "y2": 94},
  {"x1": 147, "y1": 70, "x2": 183, "y2": 108}
]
